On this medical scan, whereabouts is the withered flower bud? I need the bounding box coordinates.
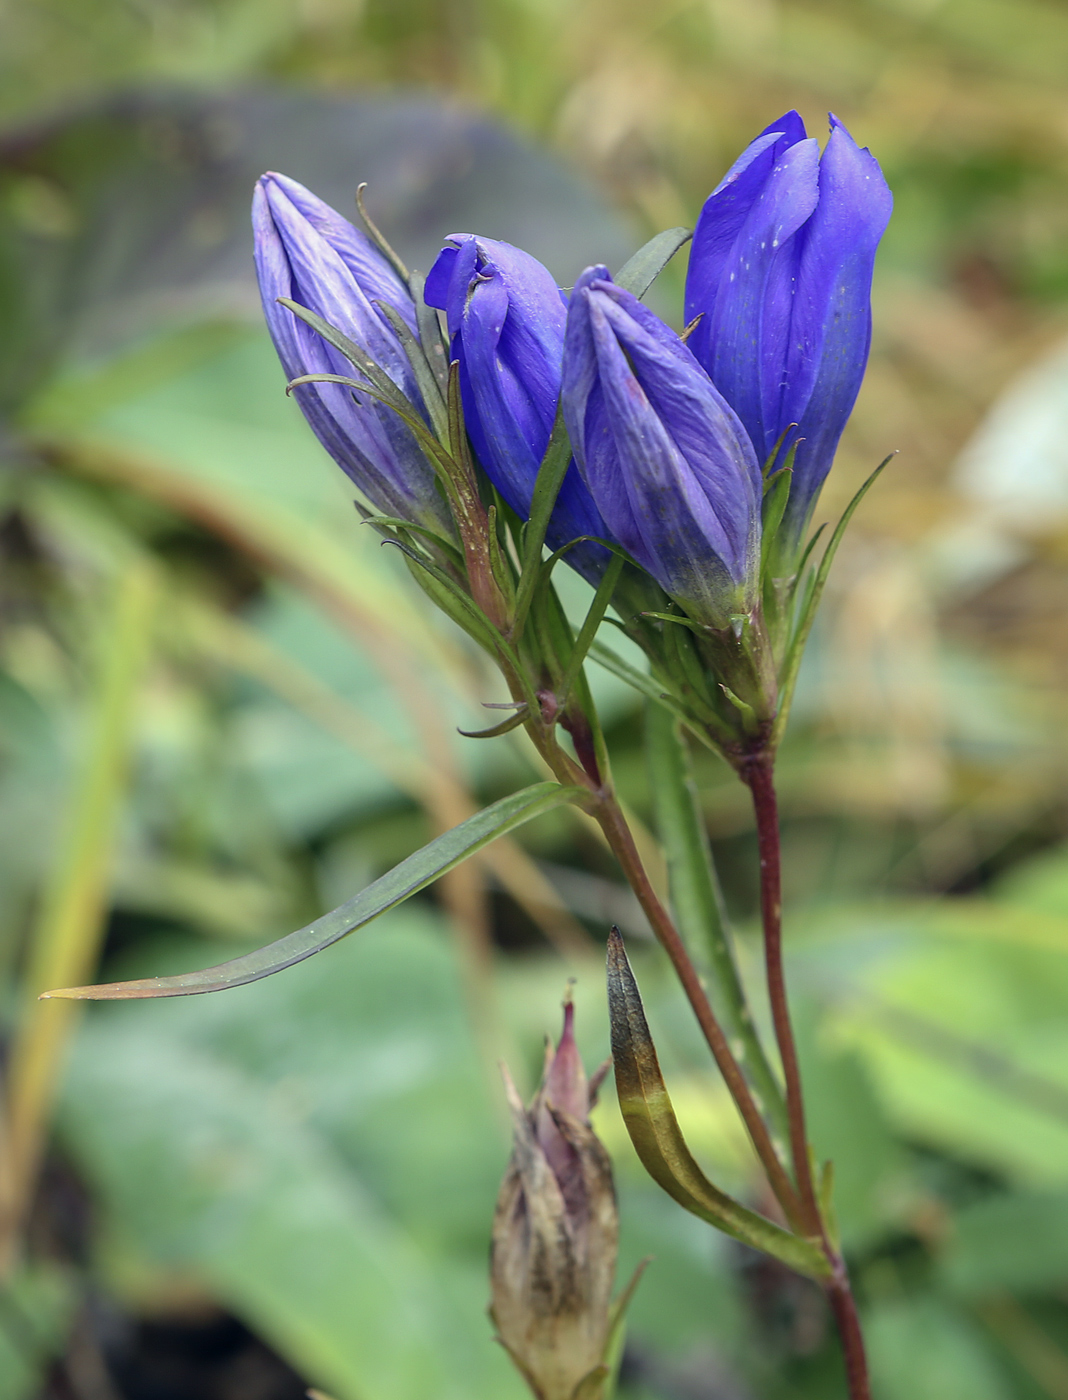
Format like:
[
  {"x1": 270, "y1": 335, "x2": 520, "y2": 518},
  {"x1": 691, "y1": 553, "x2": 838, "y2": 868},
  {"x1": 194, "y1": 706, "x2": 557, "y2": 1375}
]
[{"x1": 491, "y1": 999, "x2": 618, "y2": 1400}]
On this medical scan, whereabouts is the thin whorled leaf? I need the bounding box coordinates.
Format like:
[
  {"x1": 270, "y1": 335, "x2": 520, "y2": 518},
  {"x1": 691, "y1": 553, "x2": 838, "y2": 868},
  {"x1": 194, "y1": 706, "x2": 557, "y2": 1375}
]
[
  {"x1": 559, "y1": 552, "x2": 625, "y2": 706},
  {"x1": 772, "y1": 454, "x2": 893, "y2": 747},
  {"x1": 606, "y1": 930, "x2": 830, "y2": 1279},
  {"x1": 587, "y1": 640, "x2": 717, "y2": 752},
  {"x1": 42, "y1": 783, "x2": 585, "y2": 1000},
  {"x1": 410, "y1": 271, "x2": 451, "y2": 396},
  {"x1": 513, "y1": 409, "x2": 573, "y2": 639},
  {"x1": 373, "y1": 299, "x2": 449, "y2": 442},
  {"x1": 614, "y1": 228, "x2": 693, "y2": 301}
]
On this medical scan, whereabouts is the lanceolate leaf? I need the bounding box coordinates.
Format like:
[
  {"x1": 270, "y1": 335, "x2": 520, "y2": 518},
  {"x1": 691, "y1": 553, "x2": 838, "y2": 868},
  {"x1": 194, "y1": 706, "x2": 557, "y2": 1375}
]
[
  {"x1": 606, "y1": 930, "x2": 830, "y2": 1279},
  {"x1": 614, "y1": 228, "x2": 693, "y2": 301},
  {"x1": 43, "y1": 784, "x2": 586, "y2": 1000}
]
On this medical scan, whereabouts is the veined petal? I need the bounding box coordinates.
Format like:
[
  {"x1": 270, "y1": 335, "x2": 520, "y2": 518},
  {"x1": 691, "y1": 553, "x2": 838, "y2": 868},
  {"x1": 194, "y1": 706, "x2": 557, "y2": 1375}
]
[
  {"x1": 778, "y1": 118, "x2": 893, "y2": 535},
  {"x1": 252, "y1": 173, "x2": 447, "y2": 531},
  {"x1": 563, "y1": 270, "x2": 760, "y2": 624},
  {"x1": 426, "y1": 235, "x2": 611, "y2": 577},
  {"x1": 263, "y1": 171, "x2": 417, "y2": 334},
  {"x1": 704, "y1": 138, "x2": 821, "y2": 463},
  {"x1": 685, "y1": 111, "x2": 808, "y2": 371}
]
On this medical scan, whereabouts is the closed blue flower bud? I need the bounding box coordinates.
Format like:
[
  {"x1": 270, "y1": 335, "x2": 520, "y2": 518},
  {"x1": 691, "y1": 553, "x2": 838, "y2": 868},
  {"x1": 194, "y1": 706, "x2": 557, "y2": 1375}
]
[
  {"x1": 684, "y1": 113, "x2": 892, "y2": 554},
  {"x1": 561, "y1": 267, "x2": 762, "y2": 630},
  {"x1": 253, "y1": 172, "x2": 450, "y2": 533},
  {"x1": 424, "y1": 235, "x2": 611, "y2": 580}
]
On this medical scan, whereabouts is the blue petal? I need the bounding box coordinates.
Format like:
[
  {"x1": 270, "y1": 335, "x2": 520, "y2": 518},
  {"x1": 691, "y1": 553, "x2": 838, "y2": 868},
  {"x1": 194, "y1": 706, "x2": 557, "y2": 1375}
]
[
  {"x1": 252, "y1": 175, "x2": 445, "y2": 529},
  {"x1": 777, "y1": 118, "x2": 893, "y2": 537},
  {"x1": 427, "y1": 236, "x2": 611, "y2": 575},
  {"x1": 563, "y1": 270, "x2": 760, "y2": 620},
  {"x1": 263, "y1": 172, "x2": 418, "y2": 335},
  {"x1": 701, "y1": 138, "x2": 821, "y2": 465},
  {"x1": 685, "y1": 111, "x2": 808, "y2": 371}
]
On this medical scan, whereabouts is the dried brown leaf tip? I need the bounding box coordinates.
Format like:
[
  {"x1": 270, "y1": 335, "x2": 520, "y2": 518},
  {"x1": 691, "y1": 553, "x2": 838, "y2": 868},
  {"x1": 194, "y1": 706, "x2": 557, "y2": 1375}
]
[{"x1": 490, "y1": 996, "x2": 626, "y2": 1400}]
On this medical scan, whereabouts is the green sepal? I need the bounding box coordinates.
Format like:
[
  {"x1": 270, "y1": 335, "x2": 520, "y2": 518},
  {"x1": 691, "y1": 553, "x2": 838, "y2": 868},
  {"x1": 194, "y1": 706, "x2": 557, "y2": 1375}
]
[
  {"x1": 384, "y1": 537, "x2": 503, "y2": 655},
  {"x1": 487, "y1": 503, "x2": 518, "y2": 615},
  {"x1": 587, "y1": 640, "x2": 722, "y2": 756},
  {"x1": 606, "y1": 930, "x2": 831, "y2": 1280},
  {"x1": 761, "y1": 466, "x2": 794, "y2": 574},
  {"x1": 42, "y1": 784, "x2": 587, "y2": 999},
  {"x1": 614, "y1": 228, "x2": 693, "y2": 300},
  {"x1": 279, "y1": 303, "x2": 479, "y2": 533},
  {"x1": 719, "y1": 683, "x2": 756, "y2": 722}
]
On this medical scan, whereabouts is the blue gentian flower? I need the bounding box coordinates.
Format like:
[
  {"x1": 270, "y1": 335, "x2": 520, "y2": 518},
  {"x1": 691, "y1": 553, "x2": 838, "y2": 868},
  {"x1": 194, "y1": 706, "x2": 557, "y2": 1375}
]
[
  {"x1": 425, "y1": 234, "x2": 611, "y2": 580},
  {"x1": 684, "y1": 113, "x2": 892, "y2": 553},
  {"x1": 253, "y1": 172, "x2": 450, "y2": 533},
  {"x1": 562, "y1": 267, "x2": 762, "y2": 630}
]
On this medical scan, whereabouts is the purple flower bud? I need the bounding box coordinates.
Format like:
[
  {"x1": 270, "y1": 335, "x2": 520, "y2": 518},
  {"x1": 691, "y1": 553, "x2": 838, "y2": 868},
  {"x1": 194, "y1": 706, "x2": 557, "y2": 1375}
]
[
  {"x1": 561, "y1": 267, "x2": 762, "y2": 629},
  {"x1": 253, "y1": 172, "x2": 450, "y2": 533},
  {"x1": 685, "y1": 113, "x2": 892, "y2": 553},
  {"x1": 425, "y1": 235, "x2": 611, "y2": 581},
  {"x1": 491, "y1": 1001, "x2": 618, "y2": 1400}
]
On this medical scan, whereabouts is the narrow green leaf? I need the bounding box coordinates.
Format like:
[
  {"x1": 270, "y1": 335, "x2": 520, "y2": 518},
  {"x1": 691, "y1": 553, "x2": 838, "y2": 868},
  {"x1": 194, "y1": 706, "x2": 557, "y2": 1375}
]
[
  {"x1": 410, "y1": 271, "x2": 451, "y2": 396},
  {"x1": 457, "y1": 707, "x2": 529, "y2": 739},
  {"x1": 772, "y1": 454, "x2": 894, "y2": 747},
  {"x1": 587, "y1": 641, "x2": 718, "y2": 752},
  {"x1": 43, "y1": 784, "x2": 585, "y2": 1000},
  {"x1": 373, "y1": 299, "x2": 449, "y2": 443},
  {"x1": 512, "y1": 409, "x2": 573, "y2": 638},
  {"x1": 355, "y1": 183, "x2": 410, "y2": 283},
  {"x1": 361, "y1": 516, "x2": 464, "y2": 569},
  {"x1": 383, "y1": 538, "x2": 501, "y2": 654},
  {"x1": 644, "y1": 705, "x2": 789, "y2": 1151},
  {"x1": 606, "y1": 930, "x2": 830, "y2": 1279},
  {"x1": 639, "y1": 610, "x2": 699, "y2": 631},
  {"x1": 278, "y1": 301, "x2": 409, "y2": 415},
  {"x1": 559, "y1": 552, "x2": 625, "y2": 706},
  {"x1": 614, "y1": 228, "x2": 692, "y2": 300}
]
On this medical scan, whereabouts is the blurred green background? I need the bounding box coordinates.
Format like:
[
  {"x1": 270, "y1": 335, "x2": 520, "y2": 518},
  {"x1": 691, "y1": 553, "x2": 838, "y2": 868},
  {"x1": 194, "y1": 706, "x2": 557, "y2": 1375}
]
[{"x1": 5, "y1": 1, "x2": 1068, "y2": 1397}]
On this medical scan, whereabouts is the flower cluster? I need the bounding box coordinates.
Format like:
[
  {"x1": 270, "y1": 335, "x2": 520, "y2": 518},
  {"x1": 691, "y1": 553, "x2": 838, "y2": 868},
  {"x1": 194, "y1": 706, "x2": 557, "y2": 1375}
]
[{"x1": 253, "y1": 111, "x2": 890, "y2": 751}]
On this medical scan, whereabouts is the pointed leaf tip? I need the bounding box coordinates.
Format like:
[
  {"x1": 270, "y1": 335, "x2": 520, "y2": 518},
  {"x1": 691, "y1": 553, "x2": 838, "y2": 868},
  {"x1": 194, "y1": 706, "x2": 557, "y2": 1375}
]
[
  {"x1": 606, "y1": 930, "x2": 830, "y2": 1278},
  {"x1": 43, "y1": 782, "x2": 585, "y2": 1000}
]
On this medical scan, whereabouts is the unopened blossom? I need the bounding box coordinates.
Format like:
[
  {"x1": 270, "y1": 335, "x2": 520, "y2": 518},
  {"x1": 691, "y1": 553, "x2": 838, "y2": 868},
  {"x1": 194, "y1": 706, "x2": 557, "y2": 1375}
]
[
  {"x1": 561, "y1": 267, "x2": 762, "y2": 630},
  {"x1": 253, "y1": 172, "x2": 450, "y2": 533},
  {"x1": 425, "y1": 235, "x2": 611, "y2": 580},
  {"x1": 491, "y1": 1001, "x2": 618, "y2": 1400},
  {"x1": 684, "y1": 112, "x2": 892, "y2": 554}
]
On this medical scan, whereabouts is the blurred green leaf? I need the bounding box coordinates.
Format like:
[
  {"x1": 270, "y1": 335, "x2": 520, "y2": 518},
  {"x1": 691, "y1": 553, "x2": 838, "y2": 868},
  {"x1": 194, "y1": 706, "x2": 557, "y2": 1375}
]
[{"x1": 58, "y1": 912, "x2": 527, "y2": 1400}]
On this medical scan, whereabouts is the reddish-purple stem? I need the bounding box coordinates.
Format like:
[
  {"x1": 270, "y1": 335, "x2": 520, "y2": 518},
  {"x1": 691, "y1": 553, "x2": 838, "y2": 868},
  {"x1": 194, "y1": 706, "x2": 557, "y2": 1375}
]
[{"x1": 744, "y1": 757, "x2": 871, "y2": 1400}]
